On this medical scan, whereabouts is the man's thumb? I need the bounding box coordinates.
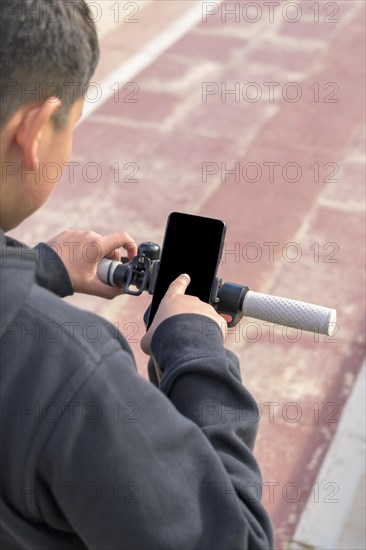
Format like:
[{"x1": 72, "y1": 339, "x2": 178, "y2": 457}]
[{"x1": 168, "y1": 274, "x2": 191, "y2": 295}]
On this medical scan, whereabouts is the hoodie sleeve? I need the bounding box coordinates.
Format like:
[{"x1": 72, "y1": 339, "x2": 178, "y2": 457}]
[
  {"x1": 34, "y1": 242, "x2": 74, "y2": 297},
  {"x1": 4, "y1": 236, "x2": 73, "y2": 297},
  {"x1": 38, "y1": 314, "x2": 273, "y2": 550}
]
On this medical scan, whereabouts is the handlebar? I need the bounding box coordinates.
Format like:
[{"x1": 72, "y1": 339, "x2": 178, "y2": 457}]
[{"x1": 98, "y1": 252, "x2": 336, "y2": 336}]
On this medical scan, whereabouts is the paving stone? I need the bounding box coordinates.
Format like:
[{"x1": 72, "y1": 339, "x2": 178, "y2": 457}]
[
  {"x1": 322, "y1": 157, "x2": 366, "y2": 207},
  {"x1": 137, "y1": 54, "x2": 194, "y2": 83},
  {"x1": 168, "y1": 32, "x2": 247, "y2": 62},
  {"x1": 94, "y1": 88, "x2": 182, "y2": 123},
  {"x1": 246, "y1": 40, "x2": 323, "y2": 73}
]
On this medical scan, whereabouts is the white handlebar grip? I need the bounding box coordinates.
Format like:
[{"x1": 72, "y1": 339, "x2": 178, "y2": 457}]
[
  {"x1": 242, "y1": 291, "x2": 337, "y2": 336},
  {"x1": 97, "y1": 258, "x2": 118, "y2": 286}
]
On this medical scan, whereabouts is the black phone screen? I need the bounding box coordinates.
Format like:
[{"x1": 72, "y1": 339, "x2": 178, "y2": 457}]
[{"x1": 147, "y1": 212, "x2": 226, "y2": 328}]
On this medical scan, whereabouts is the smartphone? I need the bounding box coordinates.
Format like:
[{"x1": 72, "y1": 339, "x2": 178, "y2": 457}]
[{"x1": 146, "y1": 212, "x2": 226, "y2": 328}]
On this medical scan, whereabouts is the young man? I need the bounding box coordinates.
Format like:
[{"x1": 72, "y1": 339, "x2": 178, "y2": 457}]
[{"x1": 0, "y1": 1, "x2": 273, "y2": 548}]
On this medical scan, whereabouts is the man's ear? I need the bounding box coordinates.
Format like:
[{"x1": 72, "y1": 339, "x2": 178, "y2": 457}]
[{"x1": 15, "y1": 98, "x2": 62, "y2": 170}]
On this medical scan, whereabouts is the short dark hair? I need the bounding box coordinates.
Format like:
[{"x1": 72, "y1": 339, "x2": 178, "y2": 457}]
[{"x1": 0, "y1": 0, "x2": 100, "y2": 129}]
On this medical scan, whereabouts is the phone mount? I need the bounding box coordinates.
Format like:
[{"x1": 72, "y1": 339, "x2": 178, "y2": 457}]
[
  {"x1": 97, "y1": 242, "x2": 337, "y2": 336},
  {"x1": 100, "y1": 242, "x2": 161, "y2": 296}
]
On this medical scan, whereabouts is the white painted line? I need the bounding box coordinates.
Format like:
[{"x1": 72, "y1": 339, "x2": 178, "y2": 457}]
[
  {"x1": 290, "y1": 360, "x2": 366, "y2": 550},
  {"x1": 90, "y1": 1, "x2": 154, "y2": 40},
  {"x1": 83, "y1": 0, "x2": 223, "y2": 120}
]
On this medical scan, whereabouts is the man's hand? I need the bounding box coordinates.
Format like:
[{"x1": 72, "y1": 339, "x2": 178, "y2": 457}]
[
  {"x1": 141, "y1": 274, "x2": 227, "y2": 355},
  {"x1": 46, "y1": 230, "x2": 137, "y2": 299}
]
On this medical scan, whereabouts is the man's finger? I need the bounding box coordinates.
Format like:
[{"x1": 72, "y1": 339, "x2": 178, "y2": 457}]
[
  {"x1": 104, "y1": 249, "x2": 122, "y2": 261},
  {"x1": 166, "y1": 274, "x2": 191, "y2": 297},
  {"x1": 100, "y1": 232, "x2": 138, "y2": 260}
]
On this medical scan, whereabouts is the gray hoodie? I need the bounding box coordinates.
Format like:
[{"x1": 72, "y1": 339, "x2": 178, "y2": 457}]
[{"x1": 0, "y1": 228, "x2": 273, "y2": 549}]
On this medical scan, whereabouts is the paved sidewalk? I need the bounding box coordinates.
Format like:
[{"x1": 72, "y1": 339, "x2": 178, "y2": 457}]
[
  {"x1": 290, "y1": 361, "x2": 366, "y2": 549},
  {"x1": 10, "y1": 1, "x2": 366, "y2": 547}
]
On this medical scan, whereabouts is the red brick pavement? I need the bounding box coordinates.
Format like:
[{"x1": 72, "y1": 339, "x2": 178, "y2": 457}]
[{"x1": 10, "y1": 1, "x2": 366, "y2": 547}]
